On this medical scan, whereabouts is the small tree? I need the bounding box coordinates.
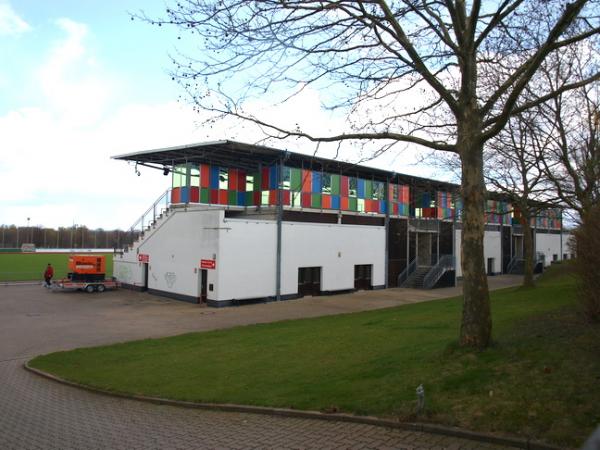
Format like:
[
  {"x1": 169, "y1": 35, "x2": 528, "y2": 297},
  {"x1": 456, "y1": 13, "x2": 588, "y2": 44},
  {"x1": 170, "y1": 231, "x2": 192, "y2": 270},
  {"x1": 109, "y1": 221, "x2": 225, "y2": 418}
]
[{"x1": 144, "y1": 1, "x2": 600, "y2": 348}]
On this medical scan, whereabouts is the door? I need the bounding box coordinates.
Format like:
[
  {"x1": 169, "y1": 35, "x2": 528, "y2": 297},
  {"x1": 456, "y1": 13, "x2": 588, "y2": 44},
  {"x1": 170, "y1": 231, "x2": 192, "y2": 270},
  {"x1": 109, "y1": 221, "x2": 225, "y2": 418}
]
[
  {"x1": 198, "y1": 269, "x2": 208, "y2": 303},
  {"x1": 142, "y1": 263, "x2": 149, "y2": 291},
  {"x1": 354, "y1": 264, "x2": 372, "y2": 290},
  {"x1": 298, "y1": 267, "x2": 321, "y2": 297},
  {"x1": 487, "y1": 258, "x2": 495, "y2": 276},
  {"x1": 417, "y1": 233, "x2": 432, "y2": 266}
]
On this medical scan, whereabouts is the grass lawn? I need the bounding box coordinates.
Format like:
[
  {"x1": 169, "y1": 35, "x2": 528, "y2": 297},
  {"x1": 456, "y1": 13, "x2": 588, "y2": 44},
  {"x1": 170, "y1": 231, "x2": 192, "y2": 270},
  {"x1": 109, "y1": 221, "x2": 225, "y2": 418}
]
[
  {"x1": 0, "y1": 253, "x2": 114, "y2": 281},
  {"x1": 30, "y1": 264, "x2": 600, "y2": 447}
]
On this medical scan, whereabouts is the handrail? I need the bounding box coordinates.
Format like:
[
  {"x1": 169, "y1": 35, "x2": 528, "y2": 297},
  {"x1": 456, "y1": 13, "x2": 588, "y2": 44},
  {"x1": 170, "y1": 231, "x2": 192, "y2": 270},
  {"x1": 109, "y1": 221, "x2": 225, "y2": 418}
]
[
  {"x1": 397, "y1": 257, "x2": 417, "y2": 287},
  {"x1": 126, "y1": 189, "x2": 171, "y2": 250},
  {"x1": 506, "y1": 255, "x2": 521, "y2": 274},
  {"x1": 423, "y1": 254, "x2": 455, "y2": 289}
]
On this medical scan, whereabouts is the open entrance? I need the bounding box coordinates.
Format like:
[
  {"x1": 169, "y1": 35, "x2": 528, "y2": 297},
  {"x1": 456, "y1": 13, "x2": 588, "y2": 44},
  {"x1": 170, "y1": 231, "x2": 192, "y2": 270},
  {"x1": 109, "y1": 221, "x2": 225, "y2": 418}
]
[
  {"x1": 198, "y1": 269, "x2": 208, "y2": 304},
  {"x1": 142, "y1": 263, "x2": 149, "y2": 291},
  {"x1": 513, "y1": 235, "x2": 524, "y2": 258},
  {"x1": 417, "y1": 232, "x2": 433, "y2": 266},
  {"x1": 354, "y1": 264, "x2": 372, "y2": 290},
  {"x1": 298, "y1": 267, "x2": 321, "y2": 297}
]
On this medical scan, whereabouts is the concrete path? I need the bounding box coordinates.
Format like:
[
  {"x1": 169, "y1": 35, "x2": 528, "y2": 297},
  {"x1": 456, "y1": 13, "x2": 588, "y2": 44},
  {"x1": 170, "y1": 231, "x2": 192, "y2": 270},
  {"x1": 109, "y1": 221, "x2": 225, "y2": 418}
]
[{"x1": 0, "y1": 278, "x2": 522, "y2": 449}]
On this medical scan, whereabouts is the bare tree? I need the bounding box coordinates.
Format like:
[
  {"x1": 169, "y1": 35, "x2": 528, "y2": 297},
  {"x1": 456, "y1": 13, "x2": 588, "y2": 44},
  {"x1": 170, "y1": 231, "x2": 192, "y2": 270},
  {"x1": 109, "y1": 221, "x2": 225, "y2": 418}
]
[
  {"x1": 142, "y1": 1, "x2": 600, "y2": 348},
  {"x1": 485, "y1": 110, "x2": 555, "y2": 287}
]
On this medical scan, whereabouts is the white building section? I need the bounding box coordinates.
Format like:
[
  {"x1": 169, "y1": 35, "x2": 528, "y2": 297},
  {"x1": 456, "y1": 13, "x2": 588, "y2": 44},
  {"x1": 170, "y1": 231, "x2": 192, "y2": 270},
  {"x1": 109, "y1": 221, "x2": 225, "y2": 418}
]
[{"x1": 115, "y1": 206, "x2": 385, "y2": 306}]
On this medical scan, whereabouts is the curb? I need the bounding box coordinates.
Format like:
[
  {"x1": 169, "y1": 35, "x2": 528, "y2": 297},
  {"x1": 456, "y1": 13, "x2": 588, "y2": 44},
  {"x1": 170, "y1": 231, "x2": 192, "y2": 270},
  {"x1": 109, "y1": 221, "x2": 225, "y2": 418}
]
[{"x1": 24, "y1": 362, "x2": 562, "y2": 450}]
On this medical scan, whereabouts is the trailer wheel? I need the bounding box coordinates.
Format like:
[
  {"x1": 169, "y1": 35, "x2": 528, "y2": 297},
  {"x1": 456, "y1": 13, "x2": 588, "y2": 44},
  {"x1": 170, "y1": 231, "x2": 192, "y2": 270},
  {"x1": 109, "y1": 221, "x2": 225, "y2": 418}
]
[
  {"x1": 85, "y1": 285, "x2": 95, "y2": 293},
  {"x1": 96, "y1": 284, "x2": 106, "y2": 293}
]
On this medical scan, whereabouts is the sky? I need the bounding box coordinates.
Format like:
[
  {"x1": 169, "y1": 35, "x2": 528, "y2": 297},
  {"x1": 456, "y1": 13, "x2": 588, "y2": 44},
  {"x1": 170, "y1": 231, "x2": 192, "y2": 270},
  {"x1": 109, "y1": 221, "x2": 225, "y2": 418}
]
[{"x1": 0, "y1": 0, "x2": 442, "y2": 230}]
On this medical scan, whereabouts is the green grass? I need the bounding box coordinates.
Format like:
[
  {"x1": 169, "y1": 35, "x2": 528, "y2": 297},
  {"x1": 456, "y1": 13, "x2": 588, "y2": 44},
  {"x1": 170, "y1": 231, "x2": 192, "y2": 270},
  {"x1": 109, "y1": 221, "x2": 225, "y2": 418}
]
[
  {"x1": 0, "y1": 253, "x2": 114, "y2": 281},
  {"x1": 30, "y1": 265, "x2": 600, "y2": 447}
]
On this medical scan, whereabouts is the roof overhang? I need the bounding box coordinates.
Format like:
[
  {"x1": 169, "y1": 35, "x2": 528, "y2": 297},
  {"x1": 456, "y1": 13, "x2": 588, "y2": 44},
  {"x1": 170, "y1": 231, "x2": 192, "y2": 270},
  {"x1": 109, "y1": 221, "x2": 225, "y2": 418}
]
[{"x1": 112, "y1": 140, "x2": 460, "y2": 191}]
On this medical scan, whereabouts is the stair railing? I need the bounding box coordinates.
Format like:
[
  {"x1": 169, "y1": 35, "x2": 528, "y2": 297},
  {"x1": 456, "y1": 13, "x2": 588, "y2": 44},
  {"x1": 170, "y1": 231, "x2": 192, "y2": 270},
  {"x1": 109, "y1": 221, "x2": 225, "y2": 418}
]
[
  {"x1": 397, "y1": 257, "x2": 417, "y2": 287},
  {"x1": 422, "y1": 254, "x2": 455, "y2": 289},
  {"x1": 506, "y1": 255, "x2": 523, "y2": 274},
  {"x1": 126, "y1": 189, "x2": 171, "y2": 250}
]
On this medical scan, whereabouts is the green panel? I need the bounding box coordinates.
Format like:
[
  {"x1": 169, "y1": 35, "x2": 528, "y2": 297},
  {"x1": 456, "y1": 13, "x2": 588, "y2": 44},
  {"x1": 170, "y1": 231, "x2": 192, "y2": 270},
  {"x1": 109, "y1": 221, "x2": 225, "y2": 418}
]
[
  {"x1": 290, "y1": 167, "x2": 302, "y2": 191},
  {"x1": 311, "y1": 193, "x2": 322, "y2": 208},
  {"x1": 253, "y1": 172, "x2": 262, "y2": 191},
  {"x1": 200, "y1": 188, "x2": 209, "y2": 204},
  {"x1": 245, "y1": 191, "x2": 254, "y2": 206},
  {"x1": 228, "y1": 191, "x2": 237, "y2": 205},
  {"x1": 331, "y1": 174, "x2": 340, "y2": 195},
  {"x1": 365, "y1": 180, "x2": 373, "y2": 199},
  {"x1": 348, "y1": 197, "x2": 357, "y2": 211}
]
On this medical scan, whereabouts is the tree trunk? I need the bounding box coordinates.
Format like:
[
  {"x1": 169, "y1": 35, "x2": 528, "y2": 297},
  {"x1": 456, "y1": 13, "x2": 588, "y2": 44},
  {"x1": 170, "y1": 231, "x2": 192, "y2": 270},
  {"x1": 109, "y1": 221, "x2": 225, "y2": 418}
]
[
  {"x1": 459, "y1": 115, "x2": 492, "y2": 349},
  {"x1": 522, "y1": 210, "x2": 535, "y2": 288}
]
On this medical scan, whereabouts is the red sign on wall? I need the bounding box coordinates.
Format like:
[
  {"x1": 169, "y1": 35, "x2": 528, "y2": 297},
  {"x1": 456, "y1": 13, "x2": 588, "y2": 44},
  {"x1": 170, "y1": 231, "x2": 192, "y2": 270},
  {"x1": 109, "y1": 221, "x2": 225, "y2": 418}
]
[
  {"x1": 138, "y1": 254, "x2": 149, "y2": 263},
  {"x1": 200, "y1": 259, "x2": 216, "y2": 269}
]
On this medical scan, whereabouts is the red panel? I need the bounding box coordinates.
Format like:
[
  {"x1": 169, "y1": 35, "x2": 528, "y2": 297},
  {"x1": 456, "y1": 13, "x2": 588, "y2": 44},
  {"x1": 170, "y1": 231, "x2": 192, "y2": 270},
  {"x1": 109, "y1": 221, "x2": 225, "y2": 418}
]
[
  {"x1": 301, "y1": 192, "x2": 312, "y2": 208},
  {"x1": 261, "y1": 167, "x2": 270, "y2": 190},
  {"x1": 253, "y1": 191, "x2": 261, "y2": 205},
  {"x1": 393, "y1": 203, "x2": 399, "y2": 215},
  {"x1": 422, "y1": 207, "x2": 436, "y2": 218},
  {"x1": 269, "y1": 190, "x2": 277, "y2": 205},
  {"x1": 237, "y1": 170, "x2": 246, "y2": 192},
  {"x1": 365, "y1": 199, "x2": 375, "y2": 213},
  {"x1": 302, "y1": 170, "x2": 312, "y2": 192},
  {"x1": 171, "y1": 187, "x2": 181, "y2": 204},
  {"x1": 218, "y1": 189, "x2": 228, "y2": 204},
  {"x1": 322, "y1": 194, "x2": 331, "y2": 209},
  {"x1": 200, "y1": 164, "x2": 210, "y2": 188},
  {"x1": 228, "y1": 168, "x2": 238, "y2": 191},
  {"x1": 340, "y1": 176, "x2": 349, "y2": 196},
  {"x1": 209, "y1": 189, "x2": 218, "y2": 204},
  {"x1": 282, "y1": 190, "x2": 290, "y2": 205},
  {"x1": 189, "y1": 187, "x2": 199, "y2": 203},
  {"x1": 341, "y1": 197, "x2": 349, "y2": 210}
]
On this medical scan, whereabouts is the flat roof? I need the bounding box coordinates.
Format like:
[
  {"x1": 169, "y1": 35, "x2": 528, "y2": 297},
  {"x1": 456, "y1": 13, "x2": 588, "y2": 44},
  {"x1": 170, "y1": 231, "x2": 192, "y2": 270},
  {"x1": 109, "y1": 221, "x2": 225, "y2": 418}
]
[{"x1": 113, "y1": 140, "x2": 462, "y2": 191}]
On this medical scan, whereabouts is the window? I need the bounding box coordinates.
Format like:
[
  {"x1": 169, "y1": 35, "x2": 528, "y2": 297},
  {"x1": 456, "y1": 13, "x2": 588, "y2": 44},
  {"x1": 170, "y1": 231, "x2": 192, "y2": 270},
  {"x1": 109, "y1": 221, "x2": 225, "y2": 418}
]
[
  {"x1": 172, "y1": 165, "x2": 186, "y2": 188},
  {"x1": 322, "y1": 173, "x2": 331, "y2": 194},
  {"x1": 190, "y1": 167, "x2": 200, "y2": 187},
  {"x1": 349, "y1": 177, "x2": 357, "y2": 197},
  {"x1": 219, "y1": 168, "x2": 228, "y2": 190},
  {"x1": 246, "y1": 174, "x2": 255, "y2": 192},
  {"x1": 281, "y1": 167, "x2": 291, "y2": 190},
  {"x1": 373, "y1": 181, "x2": 384, "y2": 200}
]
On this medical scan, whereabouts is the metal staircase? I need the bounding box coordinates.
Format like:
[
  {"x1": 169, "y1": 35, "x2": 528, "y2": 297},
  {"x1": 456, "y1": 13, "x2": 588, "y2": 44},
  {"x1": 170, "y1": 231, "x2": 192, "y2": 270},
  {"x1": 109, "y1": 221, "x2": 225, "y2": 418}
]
[
  {"x1": 402, "y1": 266, "x2": 433, "y2": 288},
  {"x1": 123, "y1": 189, "x2": 172, "y2": 253}
]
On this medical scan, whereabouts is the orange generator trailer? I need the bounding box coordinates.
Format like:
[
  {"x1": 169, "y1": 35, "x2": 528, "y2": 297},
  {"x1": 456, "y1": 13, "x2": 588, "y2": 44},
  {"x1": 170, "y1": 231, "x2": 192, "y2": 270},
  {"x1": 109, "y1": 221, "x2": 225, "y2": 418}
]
[{"x1": 52, "y1": 254, "x2": 118, "y2": 293}]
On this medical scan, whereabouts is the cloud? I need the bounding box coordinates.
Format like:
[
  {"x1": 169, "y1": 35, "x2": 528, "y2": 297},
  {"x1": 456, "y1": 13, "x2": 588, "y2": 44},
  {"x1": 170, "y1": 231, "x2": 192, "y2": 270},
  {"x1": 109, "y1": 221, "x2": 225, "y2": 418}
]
[{"x1": 0, "y1": 1, "x2": 31, "y2": 35}]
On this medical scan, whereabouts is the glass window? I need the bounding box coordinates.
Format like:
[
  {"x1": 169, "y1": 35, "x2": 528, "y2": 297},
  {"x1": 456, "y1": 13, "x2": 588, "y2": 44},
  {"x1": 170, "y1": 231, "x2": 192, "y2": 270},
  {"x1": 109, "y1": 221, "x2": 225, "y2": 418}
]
[
  {"x1": 246, "y1": 174, "x2": 255, "y2": 192},
  {"x1": 261, "y1": 191, "x2": 270, "y2": 206},
  {"x1": 172, "y1": 165, "x2": 186, "y2": 188},
  {"x1": 392, "y1": 184, "x2": 398, "y2": 202},
  {"x1": 291, "y1": 191, "x2": 301, "y2": 207},
  {"x1": 349, "y1": 177, "x2": 357, "y2": 197},
  {"x1": 322, "y1": 173, "x2": 331, "y2": 194},
  {"x1": 219, "y1": 168, "x2": 228, "y2": 190},
  {"x1": 281, "y1": 167, "x2": 291, "y2": 190},
  {"x1": 190, "y1": 168, "x2": 200, "y2": 187},
  {"x1": 373, "y1": 181, "x2": 383, "y2": 200},
  {"x1": 357, "y1": 198, "x2": 365, "y2": 212}
]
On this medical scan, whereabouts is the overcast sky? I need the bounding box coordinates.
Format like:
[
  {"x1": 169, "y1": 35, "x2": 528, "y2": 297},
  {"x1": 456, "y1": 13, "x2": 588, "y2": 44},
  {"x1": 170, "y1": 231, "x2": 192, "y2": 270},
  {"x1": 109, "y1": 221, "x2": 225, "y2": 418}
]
[{"x1": 0, "y1": 0, "x2": 443, "y2": 230}]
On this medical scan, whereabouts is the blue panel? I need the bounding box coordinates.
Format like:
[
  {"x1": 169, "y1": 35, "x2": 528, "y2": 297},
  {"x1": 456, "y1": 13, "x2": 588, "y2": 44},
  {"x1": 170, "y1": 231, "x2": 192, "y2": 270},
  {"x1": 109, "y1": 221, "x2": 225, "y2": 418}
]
[
  {"x1": 269, "y1": 166, "x2": 278, "y2": 189},
  {"x1": 331, "y1": 195, "x2": 340, "y2": 210},
  {"x1": 380, "y1": 201, "x2": 387, "y2": 214},
  {"x1": 237, "y1": 192, "x2": 246, "y2": 206},
  {"x1": 357, "y1": 179, "x2": 365, "y2": 198},
  {"x1": 180, "y1": 187, "x2": 189, "y2": 203},
  {"x1": 210, "y1": 166, "x2": 220, "y2": 189},
  {"x1": 312, "y1": 171, "x2": 322, "y2": 193}
]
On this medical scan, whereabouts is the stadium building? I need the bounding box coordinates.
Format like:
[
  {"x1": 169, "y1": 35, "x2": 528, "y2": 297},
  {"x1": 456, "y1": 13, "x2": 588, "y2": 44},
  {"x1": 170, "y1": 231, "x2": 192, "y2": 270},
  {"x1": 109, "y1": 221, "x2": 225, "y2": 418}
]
[{"x1": 112, "y1": 141, "x2": 569, "y2": 307}]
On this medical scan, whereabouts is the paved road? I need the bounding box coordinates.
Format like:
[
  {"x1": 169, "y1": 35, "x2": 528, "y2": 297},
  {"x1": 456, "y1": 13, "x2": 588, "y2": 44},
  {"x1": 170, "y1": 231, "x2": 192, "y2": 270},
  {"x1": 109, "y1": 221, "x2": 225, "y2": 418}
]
[{"x1": 0, "y1": 281, "x2": 520, "y2": 449}]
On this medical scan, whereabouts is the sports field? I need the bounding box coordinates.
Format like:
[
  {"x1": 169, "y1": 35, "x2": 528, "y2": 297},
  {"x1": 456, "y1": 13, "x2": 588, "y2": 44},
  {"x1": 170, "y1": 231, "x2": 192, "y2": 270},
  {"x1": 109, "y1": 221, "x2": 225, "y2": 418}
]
[{"x1": 0, "y1": 253, "x2": 114, "y2": 282}]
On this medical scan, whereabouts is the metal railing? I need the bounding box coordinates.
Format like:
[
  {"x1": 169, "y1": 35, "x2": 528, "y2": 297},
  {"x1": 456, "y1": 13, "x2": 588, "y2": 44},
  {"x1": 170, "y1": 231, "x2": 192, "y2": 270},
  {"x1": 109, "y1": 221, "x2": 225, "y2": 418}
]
[
  {"x1": 397, "y1": 257, "x2": 417, "y2": 287},
  {"x1": 126, "y1": 189, "x2": 171, "y2": 249},
  {"x1": 506, "y1": 255, "x2": 521, "y2": 274},
  {"x1": 422, "y1": 254, "x2": 455, "y2": 289}
]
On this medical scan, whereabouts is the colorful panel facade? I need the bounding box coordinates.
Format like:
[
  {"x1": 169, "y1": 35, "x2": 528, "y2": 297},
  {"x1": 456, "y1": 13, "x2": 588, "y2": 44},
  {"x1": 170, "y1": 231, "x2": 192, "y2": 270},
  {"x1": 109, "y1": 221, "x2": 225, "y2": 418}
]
[
  {"x1": 485, "y1": 200, "x2": 511, "y2": 225},
  {"x1": 171, "y1": 163, "x2": 410, "y2": 216}
]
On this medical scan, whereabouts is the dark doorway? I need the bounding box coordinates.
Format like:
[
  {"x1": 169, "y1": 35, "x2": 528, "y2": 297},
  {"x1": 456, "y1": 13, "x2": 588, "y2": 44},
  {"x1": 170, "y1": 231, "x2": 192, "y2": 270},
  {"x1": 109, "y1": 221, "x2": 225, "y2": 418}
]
[
  {"x1": 198, "y1": 269, "x2": 208, "y2": 303},
  {"x1": 142, "y1": 263, "x2": 149, "y2": 291},
  {"x1": 298, "y1": 267, "x2": 321, "y2": 297},
  {"x1": 487, "y1": 258, "x2": 495, "y2": 276},
  {"x1": 354, "y1": 264, "x2": 372, "y2": 290}
]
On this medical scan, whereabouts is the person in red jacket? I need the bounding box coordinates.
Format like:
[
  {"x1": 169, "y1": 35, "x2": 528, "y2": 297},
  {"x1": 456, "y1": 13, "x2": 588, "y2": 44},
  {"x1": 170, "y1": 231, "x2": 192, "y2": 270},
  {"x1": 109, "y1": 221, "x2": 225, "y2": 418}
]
[{"x1": 43, "y1": 263, "x2": 54, "y2": 287}]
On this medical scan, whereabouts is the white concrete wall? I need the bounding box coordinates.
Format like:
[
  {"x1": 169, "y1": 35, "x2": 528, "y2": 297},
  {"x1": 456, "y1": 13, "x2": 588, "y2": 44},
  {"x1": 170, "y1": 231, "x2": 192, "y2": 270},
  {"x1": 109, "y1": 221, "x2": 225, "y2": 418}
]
[
  {"x1": 454, "y1": 229, "x2": 501, "y2": 277},
  {"x1": 115, "y1": 209, "x2": 386, "y2": 303},
  {"x1": 484, "y1": 230, "x2": 502, "y2": 274},
  {"x1": 218, "y1": 219, "x2": 386, "y2": 300},
  {"x1": 114, "y1": 207, "x2": 222, "y2": 301},
  {"x1": 535, "y1": 232, "x2": 563, "y2": 266}
]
